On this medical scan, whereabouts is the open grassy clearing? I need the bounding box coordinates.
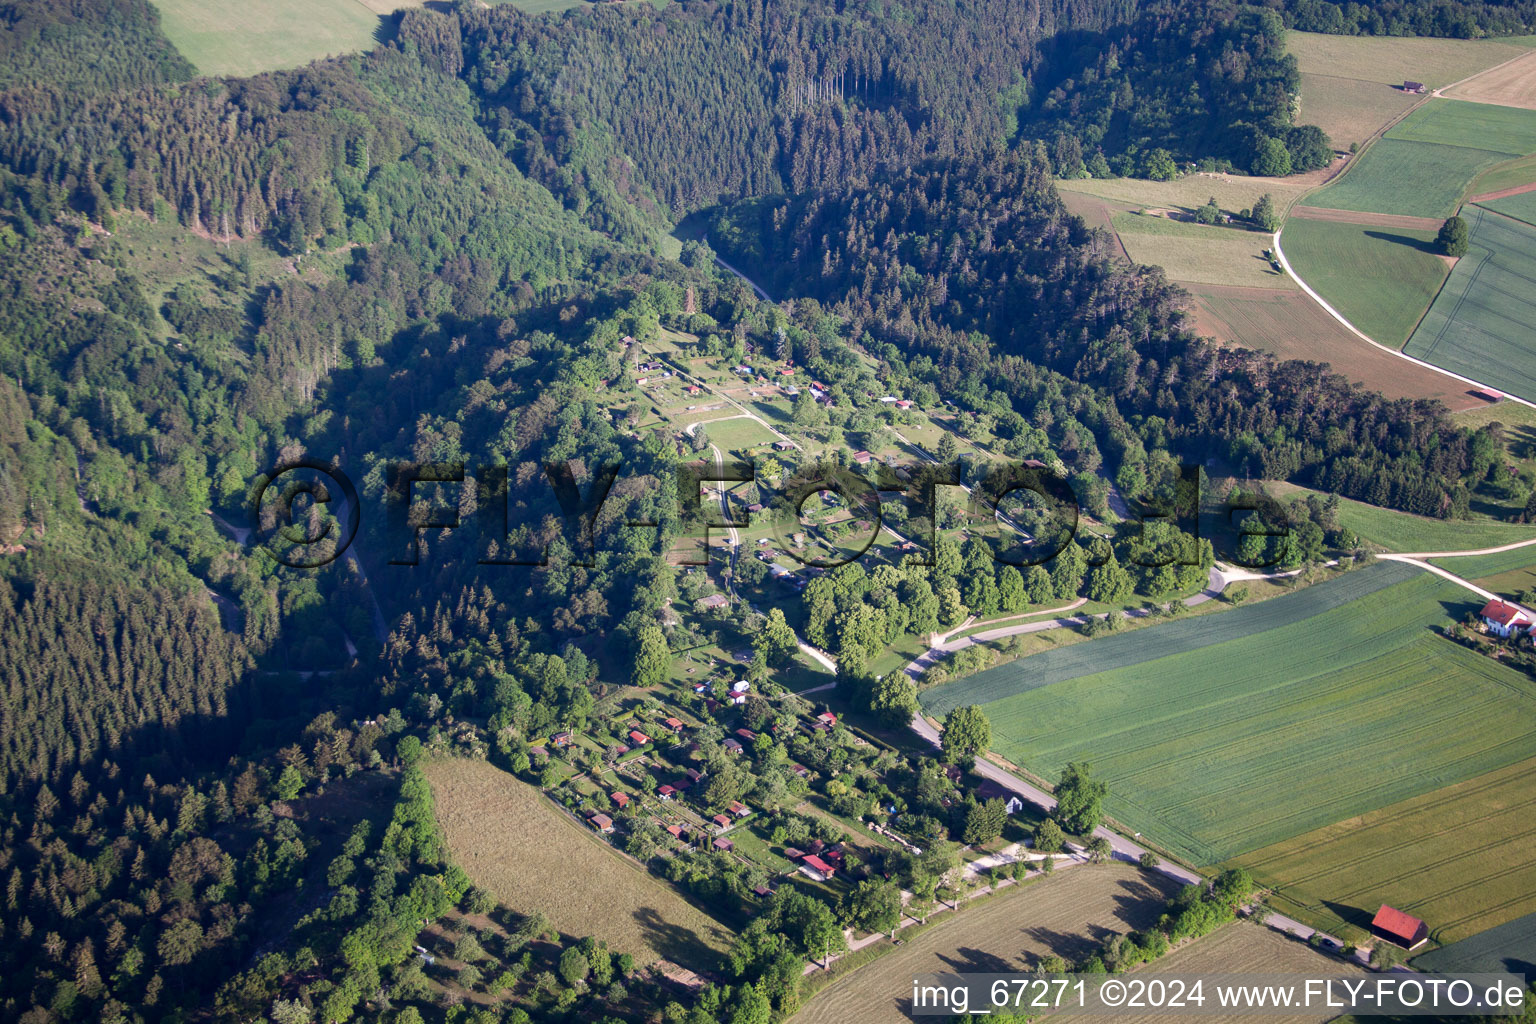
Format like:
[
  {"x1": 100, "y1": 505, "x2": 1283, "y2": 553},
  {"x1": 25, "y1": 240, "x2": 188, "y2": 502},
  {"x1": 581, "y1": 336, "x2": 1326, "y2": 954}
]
[
  {"x1": 1406, "y1": 206, "x2": 1536, "y2": 402},
  {"x1": 921, "y1": 562, "x2": 1415, "y2": 715},
  {"x1": 1414, "y1": 910, "x2": 1536, "y2": 976},
  {"x1": 1296, "y1": 72, "x2": 1421, "y2": 150},
  {"x1": 1308, "y1": 138, "x2": 1517, "y2": 219},
  {"x1": 792, "y1": 866, "x2": 1179, "y2": 1024},
  {"x1": 695, "y1": 415, "x2": 779, "y2": 454},
  {"x1": 1444, "y1": 48, "x2": 1536, "y2": 110},
  {"x1": 1472, "y1": 564, "x2": 1536, "y2": 600},
  {"x1": 1113, "y1": 216, "x2": 1290, "y2": 288},
  {"x1": 423, "y1": 758, "x2": 734, "y2": 967},
  {"x1": 1387, "y1": 98, "x2": 1536, "y2": 154},
  {"x1": 1056, "y1": 173, "x2": 1317, "y2": 219},
  {"x1": 150, "y1": 0, "x2": 386, "y2": 78},
  {"x1": 1054, "y1": 923, "x2": 1362, "y2": 1024},
  {"x1": 926, "y1": 568, "x2": 1536, "y2": 865},
  {"x1": 1236, "y1": 755, "x2": 1536, "y2": 946},
  {"x1": 1267, "y1": 484, "x2": 1536, "y2": 552},
  {"x1": 1185, "y1": 284, "x2": 1481, "y2": 409},
  {"x1": 1278, "y1": 216, "x2": 1446, "y2": 346},
  {"x1": 1287, "y1": 31, "x2": 1533, "y2": 89}
]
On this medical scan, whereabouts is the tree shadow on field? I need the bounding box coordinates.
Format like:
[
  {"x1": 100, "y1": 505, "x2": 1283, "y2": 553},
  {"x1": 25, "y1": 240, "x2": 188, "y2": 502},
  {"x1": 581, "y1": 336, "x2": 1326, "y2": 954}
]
[
  {"x1": 632, "y1": 906, "x2": 724, "y2": 970},
  {"x1": 1110, "y1": 878, "x2": 1178, "y2": 930},
  {"x1": 1023, "y1": 925, "x2": 1104, "y2": 963},
  {"x1": 936, "y1": 946, "x2": 1019, "y2": 974},
  {"x1": 1364, "y1": 229, "x2": 1441, "y2": 255}
]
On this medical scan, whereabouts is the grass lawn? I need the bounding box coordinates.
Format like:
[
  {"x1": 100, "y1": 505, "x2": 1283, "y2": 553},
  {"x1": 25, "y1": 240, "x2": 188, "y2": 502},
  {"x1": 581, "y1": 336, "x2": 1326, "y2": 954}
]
[
  {"x1": 1112, "y1": 213, "x2": 1289, "y2": 288},
  {"x1": 1385, "y1": 98, "x2": 1536, "y2": 155},
  {"x1": 424, "y1": 758, "x2": 734, "y2": 967},
  {"x1": 1236, "y1": 755, "x2": 1536, "y2": 947},
  {"x1": 1278, "y1": 216, "x2": 1447, "y2": 346},
  {"x1": 1056, "y1": 173, "x2": 1316, "y2": 219},
  {"x1": 699, "y1": 415, "x2": 780, "y2": 455},
  {"x1": 1308, "y1": 138, "x2": 1518, "y2": 219},
  {"x1": 924, "y1": 567, "x2": 1536, "y2": 866},
  {"x1": 793, "y1": 866, "x2": 1178, "y2": 1024},
  {"x1": 1287, "y1": 31, "x2": 1533, "y2": 89},
  {"x1": 150, "y1": 0, "x2": 386, "y2": 77},
  {"x1": 1297, "y1": 73, "x2": 1420, "y2": 150},
  {"x1": 1406, "y1": 206, "x2": 1536, "y2": 402}
]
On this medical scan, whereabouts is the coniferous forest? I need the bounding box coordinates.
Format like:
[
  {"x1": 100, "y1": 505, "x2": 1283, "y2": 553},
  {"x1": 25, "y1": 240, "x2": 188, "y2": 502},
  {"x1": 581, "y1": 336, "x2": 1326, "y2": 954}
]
[{"x1": 0, "y1": 0, "x2": 1529, "y2": 1021}]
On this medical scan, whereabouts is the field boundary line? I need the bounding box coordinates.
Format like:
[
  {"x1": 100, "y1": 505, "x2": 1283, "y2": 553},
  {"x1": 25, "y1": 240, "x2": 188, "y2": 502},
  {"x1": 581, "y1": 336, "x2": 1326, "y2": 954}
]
[{"x1": 1270, "y1": 228, "x2": 1536, "y2": 409}]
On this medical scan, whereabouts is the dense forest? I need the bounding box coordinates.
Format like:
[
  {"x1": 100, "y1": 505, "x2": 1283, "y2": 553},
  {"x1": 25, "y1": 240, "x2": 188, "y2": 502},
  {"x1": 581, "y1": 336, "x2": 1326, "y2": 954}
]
[
  {"x1": 1278, "y1": 0, "x2": 1536, "y2": 36},
  {"x1": 0, "y1": 0, "x2": 1528, "y2": 1020}
]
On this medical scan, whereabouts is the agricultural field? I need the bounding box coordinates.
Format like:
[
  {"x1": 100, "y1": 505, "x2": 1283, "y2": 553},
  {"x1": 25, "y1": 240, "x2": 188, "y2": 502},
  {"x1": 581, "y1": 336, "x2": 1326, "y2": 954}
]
[
  {"x1": 922, "y1": 567, "x2": 1536, "y2": 866},
  {"x1": 423, "y1": 758, "x2": 734, "y2": 967},
  {"x1": 1480, "y1": 187, "x2": 1536, "y2": 225},
  {"x1": 1444, "y1": 48, "x2": 1536, "y2": 110},
  {"x1": 1295, "y1": 72, "x2": 1420, "y2": 150},
  {"x1": 1277, "y1": 216, "x2": 1447, "y2": 346},
  {"x1": 1415, "y1": 910, "x2": 1536, "y2": 976},
  {"x1": 922, "y1": 562, "x2": 1418, "y2": 715},
  {"x1": 792, "y1": 866, "x2": 1179, "y2": 1024},
  {"x1": 1405, "y1": 206, "x2": 1536, "y2": 402},
  {"x1": 1427, "y1": 547, "x2": 1536, "y2": 597},
  {"x1": 1053, "y1": 924, "x2": 1362, "y2": 1024},
  {"x1": 1469, "y1": 153, "x2": 1536, "y2": 196},
  {"x1": 1287, "y1": 31, "x2": 1533, "y2": 89},
  {"x1": 1111, "y1": 213, "x2": 1286, "y2": 288},
  {"x1": 150, "y1": 0, "x2": 387, "y2": 77},
  {"x1": 1185, "y1": 284, "x2": 1481, "y2": 409},
  {"x1": 1236, "y1": 754, "x2": 1536, "y2": 946},
  {"x1": 1293, "y1": 488, "x2": 1536, "y2": 552},
  {"x1": 1305, "y1": 138, "x2": 1517, "y2": 219},
  {"x1": 1386, "y1": 98, "x2": 1536, "y2": 155}
]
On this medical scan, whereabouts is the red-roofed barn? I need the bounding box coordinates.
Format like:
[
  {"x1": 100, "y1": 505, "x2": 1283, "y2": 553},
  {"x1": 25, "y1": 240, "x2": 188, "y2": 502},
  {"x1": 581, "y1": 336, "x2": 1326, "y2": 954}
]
[{"x1": 1371, "y1": 905, "x2": 1428, "y2": 949}]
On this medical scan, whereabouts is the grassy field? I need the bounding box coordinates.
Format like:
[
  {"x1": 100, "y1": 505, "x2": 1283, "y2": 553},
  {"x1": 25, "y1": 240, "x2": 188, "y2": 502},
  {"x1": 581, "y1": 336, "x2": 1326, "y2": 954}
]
[
  {"x1": 1111, "y1": 213, "x2": 1288, "y2": 288},
  {"x1": 1296, "y1": 73, "x2": 1420, "y2": 150},
  {"x1": 1387, "y1": 98, "x2": 1536, "y2": 154},
  {"x1": 1425, "y1": 546, "x2": 1536, "y2": 593},
  {"x1": 1406, "y1": 206, "x2": 1536, "y2": 402},
  {"x1": 1056, "y1": 173, "x2": 1317, "y2": 219},
  {"x1": 1296, "y1": 489, "x2": 1536, "y2": 552},
  {"x1": 792, "y1": 866, "x2": 1178, "y2": 1024},
  {"x1": 1414, "y1": 910, "x2": 1536, "y2": 975},
  {"x1": 1236, "y1": 755, "x2": 1536, "y2": 946},
  {"x1": 1186, "y1": 284, "x2": 1480, "y2": 409},
  {"x1": 1277, "y1": 216, "x2": 1448, "y2": 346},
  {"x1": 1481, "y1": 188, "x2": 1536, "y2": 225},
  {"x1": 696, "y1": 415, "x2": 780, "y2": 454},
  {"x1": 1287, "y1": 31, "x2": 1533, "y2": 88},
  {"x1": 924, "y1": 568, "x2": 1536, "y2": 865},
  {"x1": 1054, "y1": 924, "x2": 1362, "y2": 1024},
  {"x1": 922, "y1": 562, "x2": 1419, "y2": 715},
  {"x1": 423, "y1": 758, "x2": 734, "y2": 967},
  {"x1": 150, "y1": 0, "x2": 386, "y2": 77},
  {"x1": 1308, "y1": 139, "x2": 1517, "y2": 219},
  {"x1": 1470, "y1": 153, "x2": 1536, "y2": 196}
]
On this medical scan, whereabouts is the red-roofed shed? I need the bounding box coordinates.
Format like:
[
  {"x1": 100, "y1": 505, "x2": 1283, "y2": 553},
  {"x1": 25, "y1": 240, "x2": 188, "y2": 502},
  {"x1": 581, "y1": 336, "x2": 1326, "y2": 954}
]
[{"x1": 1371, "y1": 905, "x2": 1428, "y2": 949}]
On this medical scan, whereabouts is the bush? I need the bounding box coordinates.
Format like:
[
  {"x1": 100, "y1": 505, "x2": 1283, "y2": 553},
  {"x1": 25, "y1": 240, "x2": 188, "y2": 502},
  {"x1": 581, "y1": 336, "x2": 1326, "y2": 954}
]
[{"x1": 1139, "y1": 851, "x2": 1160, "y2": 869}]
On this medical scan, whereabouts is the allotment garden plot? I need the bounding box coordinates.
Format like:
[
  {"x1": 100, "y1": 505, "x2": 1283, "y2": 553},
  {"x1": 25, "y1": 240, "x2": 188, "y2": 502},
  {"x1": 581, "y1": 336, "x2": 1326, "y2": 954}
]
[{"x1": 921, "y1": 567, "x2": 1536, "y2": 866}]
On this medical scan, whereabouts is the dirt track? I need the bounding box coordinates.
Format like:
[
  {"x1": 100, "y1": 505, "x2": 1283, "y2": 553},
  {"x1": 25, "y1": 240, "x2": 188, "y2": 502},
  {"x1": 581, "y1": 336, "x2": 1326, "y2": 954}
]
[{"x1": 1289, "y1": 205, "x2": 1446, "y2": 230}]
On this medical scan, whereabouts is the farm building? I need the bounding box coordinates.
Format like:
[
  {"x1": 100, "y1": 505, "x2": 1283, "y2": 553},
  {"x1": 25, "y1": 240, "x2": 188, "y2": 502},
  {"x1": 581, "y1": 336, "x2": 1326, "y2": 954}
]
[
  {"x1": 801, "y1": 854, "x2": 835, "y2": 880},
  {"x1": 728, "y1": 800, "x2": 751, "y2": 817},
  {"x1": 664, "y1": 717, "x2": 684, "y2": 732},
  {"x1": 686, "y1": 768, "x2": 705, "y2": 783},
  {"x1": 551, "y1": 732, "x2": 572, "y2": 747},
  {"x1": 712, "y1": 813, "x2": 732, "y2": 829},
  {"x1": 1471, "y1": 386, "x2": 1504, "y2": 403},
  {"x1": 735, "y1": 728, "x2": 757, "y2": 741},
  {"x1": 665, "y1": 823, "x2": 685, "y2": 838},
  {"x1": 774, "y1": 441, "x2": 794, "y2": 451},
  {"x1": 1403, "y1": 80, "x2": 1426, "y2": 93},
  {"x1": 629, "y1": 730, "x2": 650, "y2": 746},
  {"x1": 713, "y1": 837, "x2": 734, "y2": 852},
  {"x1": 658, "y1": 785, "x2": 676, "y2": 800},
  {"x1": 1481, "y1": 599, "x2": 1533, "y2": 638},
  {"x1": 698, "y1": 594, "x2": 728, "y2": 610},
  {"x1": 723, "y1": 738, "x2": 744, "y2": 754},
  {"x1": 611, "y1": 791, "x2": 630, "y2": 809},
  {"x1": 853, "y1": 450, "x2": 874, "y2": 465},
  {"x1": 590, "y1": 813, "x2": 614, "y2": 833},
  {"x1": 1372, "y1": 905, "x2": 1429, "y2": 949},
  {"x1": 816, "y1": 711, "x2": 837, "y2": 727}
]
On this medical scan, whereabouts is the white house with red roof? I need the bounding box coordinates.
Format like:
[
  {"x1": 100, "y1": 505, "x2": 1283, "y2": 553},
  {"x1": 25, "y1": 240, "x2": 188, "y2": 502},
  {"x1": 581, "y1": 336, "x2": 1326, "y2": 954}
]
[{"x1": 1481, "y1": 599, "x2": 1533, "y2": 638}]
